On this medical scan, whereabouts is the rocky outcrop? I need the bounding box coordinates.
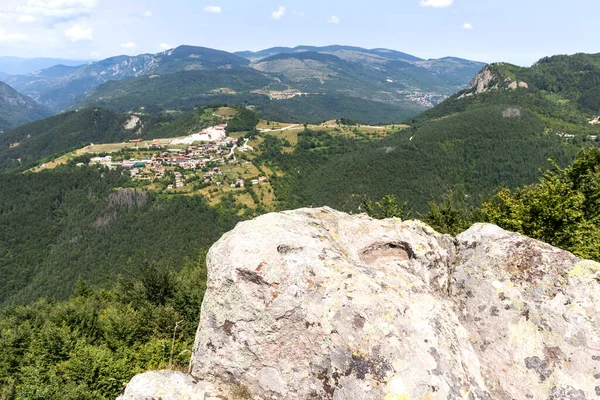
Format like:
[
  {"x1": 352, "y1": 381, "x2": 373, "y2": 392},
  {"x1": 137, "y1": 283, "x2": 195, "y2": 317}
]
[
  {"x1": 116, "y1": 371, "x2": 222, "y2": 400},
  {"x1": 119, "y1": 207, "x2": 600, "y2": 400},
  {"x1": 469, "y1": 66, "x2": 496, "y2": 94},
  {"x1": 465, "y1": 65, "x2": 529, "y2": 97}
]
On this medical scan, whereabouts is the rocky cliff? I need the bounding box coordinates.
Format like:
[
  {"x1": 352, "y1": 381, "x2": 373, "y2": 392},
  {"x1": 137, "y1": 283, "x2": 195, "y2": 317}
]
[
  {"x1": 118, "y1": 207, "x2": 600, "y2": 399},
  {"x1": 460, "y1": 64, "x2": 529, "y2": 97}
]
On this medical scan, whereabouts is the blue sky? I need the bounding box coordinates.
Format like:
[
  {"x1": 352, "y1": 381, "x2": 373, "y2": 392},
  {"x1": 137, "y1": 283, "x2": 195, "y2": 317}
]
[{"x1": 0, "y1": 0, "x2": 598, "y2": 65}]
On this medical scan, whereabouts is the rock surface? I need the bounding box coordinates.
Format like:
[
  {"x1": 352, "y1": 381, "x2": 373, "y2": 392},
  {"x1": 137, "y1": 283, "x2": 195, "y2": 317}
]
[
  {"x1": 470, "y1": 67, "x2": 495, "y2": 93},
  {"x1": 119, "y1": 207, "x2": 600, "y2": 399},
  {"x1": 116, "y1": 370, "x2": 222, "y2": 400}
]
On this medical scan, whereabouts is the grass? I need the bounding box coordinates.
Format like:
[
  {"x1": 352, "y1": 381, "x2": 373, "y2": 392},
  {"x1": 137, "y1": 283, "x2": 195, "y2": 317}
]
[
  {"x1": 29, "y1": 149, "x2": 86, "y2": 172},
  {"x1": 264, "y1": 130, "x2": 300, "y2": 145},
  {"x1": 231, "y1": 383, "x2": 252, "y2": 399},
  {"x1": 214, "y1": 106, "x2": 237, "y2": 118}
]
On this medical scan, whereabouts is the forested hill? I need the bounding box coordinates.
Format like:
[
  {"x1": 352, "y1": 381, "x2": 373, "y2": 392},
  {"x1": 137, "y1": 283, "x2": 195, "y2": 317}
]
[
  {"x1": 260, "y1": 53, "x2": 600, "y2": 213},
  {"x1": 0, "y1": 81, "x2": 52, "y2": 132},
  {"x1": 0, "y1": 105, "x2": 251, "y2": 172},
  {"x1": 412, "y1": 53, "x2": 600, "y2": 128},
  {"x1": 0, "y1": 165, "x2": 244, "y2": 307},
  {"x1": 0, "y1": 108, "x2": 143, "y2": 171}
]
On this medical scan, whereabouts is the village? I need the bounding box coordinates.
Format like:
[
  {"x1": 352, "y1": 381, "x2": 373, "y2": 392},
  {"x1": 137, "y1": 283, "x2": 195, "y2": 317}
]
[{"x1": 88, "y1": 123, "x2": 268, "y2": 191}]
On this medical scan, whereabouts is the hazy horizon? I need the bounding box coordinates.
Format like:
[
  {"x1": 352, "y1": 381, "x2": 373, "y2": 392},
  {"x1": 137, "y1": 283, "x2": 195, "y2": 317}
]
[{"x1": 0, "y1": 0, "x2": 598, "y2": 67}]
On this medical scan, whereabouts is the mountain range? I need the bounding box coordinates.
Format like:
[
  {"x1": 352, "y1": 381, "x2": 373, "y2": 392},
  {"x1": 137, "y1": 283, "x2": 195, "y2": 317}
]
[
  {"x1": 2, "y1": 45, "x2": 484, "y2": 124},
  {"x1": 0, "y1": 81, "x2": 52, "y2": 132}
]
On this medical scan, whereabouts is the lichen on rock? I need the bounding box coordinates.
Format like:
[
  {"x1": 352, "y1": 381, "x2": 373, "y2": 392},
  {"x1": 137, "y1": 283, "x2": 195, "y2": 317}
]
[{"x1": 119, "y1": 207, "x2": 600, "y2": 400}]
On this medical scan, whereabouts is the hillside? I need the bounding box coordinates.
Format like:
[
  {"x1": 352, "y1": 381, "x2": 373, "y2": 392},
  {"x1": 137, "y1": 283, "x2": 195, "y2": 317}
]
[
  {"x1": 0, "y1": 105, "x2": 263, "y2": 171},
  {"x1": 255, "y1": 93, "x2": 424, "y2": 124},
  {"x1": 0, "y1": 165, "x2": 242, "y2": 307},
  {"x1": 75, "y1": 68, "x2": 273, "y2": 113},
  {"x1": 5, "y1": 46, "x2": 250, "y2": 111},
  {"x1": 411, "y1": 53, "x2": 600, "y2": 135},
  {"x1": 251, "y1": 48, "x2": 482, "y2": 100},
  {"x1": 257, "y1": 53, "x2": 600, "y2": 212},
  {"x1": 0, "y1": 81, "x2": 52, "y2": 132},
  {"x1": 0, "y1": 108, "x2": 148, "y2": 170}
]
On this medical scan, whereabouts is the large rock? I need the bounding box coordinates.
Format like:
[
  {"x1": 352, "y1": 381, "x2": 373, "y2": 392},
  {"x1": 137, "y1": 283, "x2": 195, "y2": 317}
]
[
  {"x1": 116, "y1": 370, "x2": 222, "y2": 400},
  {"x1": 119, "y1": 207, "x2": 600, "y2": 399},
  {"x1": 452, "y1": 224, "x2": 600, "y2": 399}
]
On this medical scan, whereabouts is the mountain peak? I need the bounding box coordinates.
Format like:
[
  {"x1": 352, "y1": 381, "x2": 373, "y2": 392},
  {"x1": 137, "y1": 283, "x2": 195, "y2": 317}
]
[{"x1": 464, "y1": 63, "x2": 529, "y2": 96}]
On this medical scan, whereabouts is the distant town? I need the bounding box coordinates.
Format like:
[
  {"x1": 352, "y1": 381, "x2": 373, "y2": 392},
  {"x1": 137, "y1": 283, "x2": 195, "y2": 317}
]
[{"x1": 89, "y1": 124, "x2": 267, "y2": 190}]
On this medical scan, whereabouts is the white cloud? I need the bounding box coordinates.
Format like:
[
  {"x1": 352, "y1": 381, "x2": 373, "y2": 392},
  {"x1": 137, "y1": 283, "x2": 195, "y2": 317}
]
[
  {"x1": 21, "y1": 0, "x2": 99, "y2": 19},
  {"x1": 64, "y1": 23, "x2": 93, "y2": 42},
  {"x1": 143, "y1": 10, "x2": 152, "y2": 17},
  {"x1": 419, "y1": 0, "x2": 454, "y2": 8},
  {"x1": 90, "y1": 51, "x2": 100, "y2": 58},
  {"x1": 204, "y1": 5, "x2": 222, "y2": 13},
  {"x1": 462, "y1": 23, "x2": 473, "y2": 30},
  {"x1": 19, "y1": 15, "x2": 36, "y2": 22},
  {"x1": 0, "y1": 28, "x2": 28, "y2": 42},
  {"x1": 272, "y1": 6, "x2": 286, "y2": 20},
  {"x1": 159, "y1": 43, "x2": 172, "y2": 50},
  {"x1": 121, "y1": 41, "x2": 136, "y2": 49},
  {"x1": 328, "y1": 15, "x2": 341, "y2": 24}
]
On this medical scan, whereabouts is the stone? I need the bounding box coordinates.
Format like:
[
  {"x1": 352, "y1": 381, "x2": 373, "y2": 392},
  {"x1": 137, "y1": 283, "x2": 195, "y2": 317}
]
[
  {"x1": 452, "y1": 223, "x2": 599, "y2": 399},
  {"x1": 470, "y1": 66, "x2": 496, "y2": 93},
  {"x1": 191, "y1": 207, "x2": 466, "y2": 400},
  {"x1": 116, "y1": 370, "x2": 222, "y2": 400},
  {"x1": 119, "y1": 208, "x2": 600, "y2": 400}
]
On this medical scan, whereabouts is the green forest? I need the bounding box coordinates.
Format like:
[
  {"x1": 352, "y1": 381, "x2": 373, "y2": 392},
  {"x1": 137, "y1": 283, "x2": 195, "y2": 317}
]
[
  {"x1": 257, "y1": 106, "x2": 581, "y2": 213},
  {"x1": 0, "y1": 165, "x2": 243, "y2": 306},
  {"x1": 0, "y1": 258, "x2": 208, "y2": 399},
  {"x1": 0, "y1": 82, "x2": 52, "y2": 133}
]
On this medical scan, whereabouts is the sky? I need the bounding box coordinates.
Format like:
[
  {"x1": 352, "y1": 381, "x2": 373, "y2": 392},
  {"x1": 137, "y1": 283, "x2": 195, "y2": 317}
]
[{"x1": 0, "y1": 0, "x2": 598, "y2": 66}]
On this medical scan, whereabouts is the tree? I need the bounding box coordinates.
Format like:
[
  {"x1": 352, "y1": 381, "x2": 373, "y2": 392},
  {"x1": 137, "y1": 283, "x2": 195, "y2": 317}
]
[
  {"x1": 482, "y1": 148, "x2": 600, "y2": 261},
  {"x1": 363, "y1": 195, "x2": 411, "y2": 220},
  {"x1": 423, "y1": 190, "x2": 477, "y2": 235}
]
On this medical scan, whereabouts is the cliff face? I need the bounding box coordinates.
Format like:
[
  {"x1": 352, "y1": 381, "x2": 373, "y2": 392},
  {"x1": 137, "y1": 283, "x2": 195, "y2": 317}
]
[
  {"x1": 461, "y1": 64, "x2": 529, "y2": 97},
  {"x1": 119, "y1": 207, "x2": 600, "y2": 400}
]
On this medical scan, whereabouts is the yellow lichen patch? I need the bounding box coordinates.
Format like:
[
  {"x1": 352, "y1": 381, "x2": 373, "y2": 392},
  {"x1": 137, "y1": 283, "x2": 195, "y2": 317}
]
[
  {"x1": 508, "y1": 318, "x2": 541, "y2": 350},
  {"x1": 568, "y1": 260, "x2": 600, "y2": 278},
  {"x1": 385, "y1": 393, "x2": 410, "y2": 400}
]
